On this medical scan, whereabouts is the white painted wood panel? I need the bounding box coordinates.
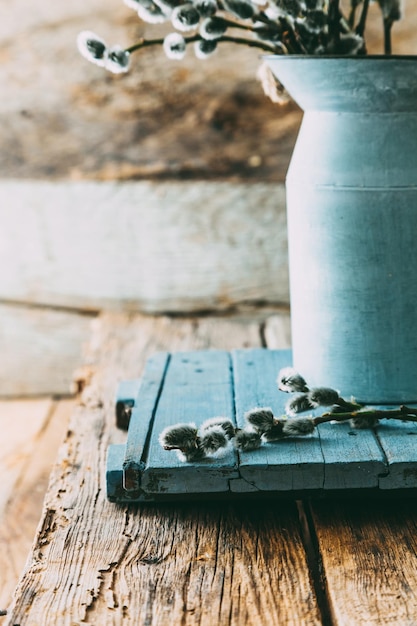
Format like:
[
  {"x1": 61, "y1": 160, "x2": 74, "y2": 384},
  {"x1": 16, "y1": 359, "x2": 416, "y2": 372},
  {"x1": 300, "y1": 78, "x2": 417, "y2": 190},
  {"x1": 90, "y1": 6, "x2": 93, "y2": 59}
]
[
  {"x1": 0, "y1": 304, "x2": 94, "y2": 396},
  {"x1": 0, "y1": 181, "x2": 289, "y2": 313}
]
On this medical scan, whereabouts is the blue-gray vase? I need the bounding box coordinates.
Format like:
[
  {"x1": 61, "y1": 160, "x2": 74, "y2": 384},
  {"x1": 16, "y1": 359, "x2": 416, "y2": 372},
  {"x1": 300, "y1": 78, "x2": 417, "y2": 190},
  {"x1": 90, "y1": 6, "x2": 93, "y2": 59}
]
[{"x1": 265, "y1": 56, "x2": 417, "y2": 403}]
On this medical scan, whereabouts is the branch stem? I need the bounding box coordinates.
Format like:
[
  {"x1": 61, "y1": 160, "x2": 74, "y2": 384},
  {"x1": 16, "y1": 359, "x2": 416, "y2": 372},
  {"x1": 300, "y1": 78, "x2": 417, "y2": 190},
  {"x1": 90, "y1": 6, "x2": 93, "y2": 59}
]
[
  {"x1": 312, "y1": 405, "x2": 417, "y2": 426},
  {"x1": 383, "y1": 17, "x2": 393, "y2": 55},
  {"x1": 356, "y1": 0, "x2": 370, "y2": 37},
  {"x1": 126, "y1": 33, "x2": 280, "y2": 55}
]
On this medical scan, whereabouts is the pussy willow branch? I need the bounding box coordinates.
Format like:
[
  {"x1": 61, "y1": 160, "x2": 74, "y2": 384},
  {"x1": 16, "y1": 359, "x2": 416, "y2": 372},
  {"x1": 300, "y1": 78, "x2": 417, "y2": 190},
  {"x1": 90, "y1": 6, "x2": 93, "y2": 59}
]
[
  {"x1": 214, "y1": 13, "x2": 300, "y2": 53},
  {"x1": 249, "y1": 406, "x2": 417, "y2": 431},
  {"x1": 314, "y1": 405, "x2": 417, "y2": 426},
  {"x1": 220, "y1": 7, "x2": 307, "y2": 55},
  {"x1": 126, "y1": 36, "x2": 167, "y2": 53},
  {"x1": 126, "y1": 33, "x2": 280, "y2": 55},
  {"x1": 253, "y1": 12, "x2": 305, "y2": 54},
  {"x1": 215, "y1": 17, "x2": 256, "y2": 32},
  {"x1": 348, "y1": 0, "x2": 359, "y2": 29}
]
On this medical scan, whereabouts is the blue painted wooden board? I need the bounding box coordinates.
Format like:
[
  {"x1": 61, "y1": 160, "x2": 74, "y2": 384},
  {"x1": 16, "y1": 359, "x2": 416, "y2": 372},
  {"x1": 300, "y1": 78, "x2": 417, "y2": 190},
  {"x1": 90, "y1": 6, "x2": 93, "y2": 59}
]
[
  {"x1": 107, "y1": 349, "x2": 417, "y2": 502},
  {"x1": 141, "y1": 351, "x2": 239, "y2": 494},
  {"x1": 115, "y1": 378, "x2": 142, "y2": 430},
  {"x1": 232, "y1": 349, "x2": 324, "y2": 492},
  {"x1": 373, "y1": 411, "x2": 417, "y2": 489}
]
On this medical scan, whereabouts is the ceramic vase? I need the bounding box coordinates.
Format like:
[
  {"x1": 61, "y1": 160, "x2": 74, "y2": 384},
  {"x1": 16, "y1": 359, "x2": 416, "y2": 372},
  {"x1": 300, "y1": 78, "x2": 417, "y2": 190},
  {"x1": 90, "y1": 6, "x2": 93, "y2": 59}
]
[{"x1": 265, "y1": 56, "x2": 417, "y2": 403}]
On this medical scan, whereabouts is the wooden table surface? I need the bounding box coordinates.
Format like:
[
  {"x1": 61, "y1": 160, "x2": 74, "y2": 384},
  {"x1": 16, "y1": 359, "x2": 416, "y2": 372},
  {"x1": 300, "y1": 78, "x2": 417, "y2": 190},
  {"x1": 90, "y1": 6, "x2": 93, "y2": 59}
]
[{"x1": 5, "y1": 311, "x2": 417, "y2": 626}]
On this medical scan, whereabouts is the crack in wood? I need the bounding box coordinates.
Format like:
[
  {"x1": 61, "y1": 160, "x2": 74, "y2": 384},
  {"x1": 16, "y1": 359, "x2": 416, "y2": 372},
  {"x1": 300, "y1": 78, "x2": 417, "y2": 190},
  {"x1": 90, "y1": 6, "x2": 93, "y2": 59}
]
[{"x1": 297, "y1": 501, "x2": 334, "y2": 626}]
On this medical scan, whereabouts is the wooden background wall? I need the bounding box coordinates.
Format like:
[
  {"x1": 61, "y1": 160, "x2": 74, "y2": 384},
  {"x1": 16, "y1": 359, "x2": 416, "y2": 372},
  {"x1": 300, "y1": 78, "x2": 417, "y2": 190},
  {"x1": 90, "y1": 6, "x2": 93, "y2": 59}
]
[
  {"x1": 3, "y1": 0, "x2": 416, "y2": 181},
  {"x1": 1, "y1": 0, "x2": 416, "y2": 395}
]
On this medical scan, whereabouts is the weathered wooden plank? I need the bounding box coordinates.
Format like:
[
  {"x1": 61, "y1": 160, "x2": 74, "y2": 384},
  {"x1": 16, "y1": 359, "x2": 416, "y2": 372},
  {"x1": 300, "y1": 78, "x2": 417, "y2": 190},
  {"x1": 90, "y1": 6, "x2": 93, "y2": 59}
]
[
  {"x1": 232, "y1": 348, "x2": 324, "y2": 491},
  {"x1": 6, "y1": 312, "x2": 322, "y2": 626},
  {"x1": 318, "y1": 422, "x2": 386, "y2": 490},
  {"x1": 263, "y1": 321, "x2": 394, "y2": 490},
  {"x1": 377, "y1": 417, "x2": 417, "y2": 489},
  {"x1": 310, "y1": 499, "x2": 417, "y2": 625},
  {"x1": 0, "y1": 399, "x2": 53, "y2": 516},
  {"x1": 0, "y1": 302, "x2": 94, "y2": 397},
  {"x1": 2, "y1": 0, "x2": 416, "y2": 183},
  {"x1": 0, "y1": 181, "x2": 289, "y2": 313},
  {"x1": 0, "y1": 1, "x2": 300, "y2": 182},
  {"x1": 106, "y1": 444, "x2": 126, "y2": 503},
  {"x1": 142, "y1": 351, "x2": 238, "y2": 495},
  {"x1": 0, "y1": 399, "x2": 73, "y2": 613},
  {"x1": 122, "y1": 352, "x2": 170, "y2": 491},
  {"x1": 114, "y1": 345, "x2": 390, "y2": 498}
]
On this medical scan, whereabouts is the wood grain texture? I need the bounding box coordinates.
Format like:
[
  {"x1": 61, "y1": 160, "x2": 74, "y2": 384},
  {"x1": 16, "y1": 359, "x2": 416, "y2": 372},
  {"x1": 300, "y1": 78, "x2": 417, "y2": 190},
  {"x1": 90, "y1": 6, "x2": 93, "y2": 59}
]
[
  {"x1": 318, "y1": 422, "x2": 386, "y2": 491},
  {"x1": 0, "y1": 0, "x2": 300, "y2": 182},
  {"x1": 0, "y1": 303, "x2": 94, "y2": 396},
  {"x1": 123, "y1": 353, "x2": 169, "y2": 491},
  {"x1": 0, "y1": 181, "x2": 289, "y2": 313},
  {"x1": 5, "y1": 312, "x2": 322, "y2": 626},
  {"x1": 232, "y1": 348, "x2": 324, "y2": 492},
  {"x1": 0, "y1": 399, "x2": 73, "y2": 613},
  {"x1": 265, "y1": 312, "x2": 417, "y2": 625},
  {"x1": 0, "y1": 399, "x2": 52, "y2": 517},
  {"x1": 142, "y1": 351, "x2": 238, "y2": 494},
  {"x1": 110, "y1": 347, "x2": 415, "y2": 500},
  {"x1": 376, "y1": 419, "x2": 417, "y2": 489},
  {"x1": 310, "y1": 499, "x2": 417, "y2": 626}
]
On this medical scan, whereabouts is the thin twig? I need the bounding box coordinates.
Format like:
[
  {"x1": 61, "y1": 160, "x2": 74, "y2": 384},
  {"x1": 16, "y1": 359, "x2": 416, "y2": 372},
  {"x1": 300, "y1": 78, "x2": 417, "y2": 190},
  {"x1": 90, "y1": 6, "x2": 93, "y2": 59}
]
[
  {"x1": 313, "y1": 405, "x2": 417, "y2": 426},
  {"x1": 383, "y1": 17, "x2": 393, "y2": 55},
  {"x1": 356, "y1": 0, "x2": 370, "y2": 37},
  {"x1": 126, "y1": 36, "x2": 172, "y2": 53},
  {"x1": 126, "y1": 33, "x2": 280, "y2": 55},
  {"x1": 219, "y1": 34, "x2": 280, "y2": 52}
]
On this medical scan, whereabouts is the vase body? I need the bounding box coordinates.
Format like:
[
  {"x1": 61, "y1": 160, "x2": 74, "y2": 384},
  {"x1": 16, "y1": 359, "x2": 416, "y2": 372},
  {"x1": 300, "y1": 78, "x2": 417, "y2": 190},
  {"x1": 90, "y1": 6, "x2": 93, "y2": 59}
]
[{"x1": 265, "y1": 56, "x2": 417, "y2": 403}]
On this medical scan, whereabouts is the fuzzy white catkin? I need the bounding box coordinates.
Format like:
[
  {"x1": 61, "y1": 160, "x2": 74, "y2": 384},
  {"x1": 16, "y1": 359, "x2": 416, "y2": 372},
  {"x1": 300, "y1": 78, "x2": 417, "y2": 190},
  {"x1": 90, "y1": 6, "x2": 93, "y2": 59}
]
[
  {"x1": 200, "y1": 425, "x2": 229, "y2": 455},
  {"x1": 199, "y1": 17, "x2": 228, "y2": 39},
  {"x1": 163, "y1": 33, "x2": 187, "y2": 59},
  {"x1": 222, "y1": 0, "x2": 255, "y2": 18},
  {"x1": 154, "y1": 0, "x2": 179, "y2": 14},
  {"x1": 137, "y1": 1, "x2": 169, "y2": 23},
  {"x1": 77, "y1": 31, "x2": 107, "y2": 67},
  {"x1": 234, "y1": 429, "x2": 262, "y2": 451},
  {"x1": 282, "y1": 417, "x2": 315, "y2": 436},
  {"x1": 194, "y1": 0, "x2": 218, "y2": 16},
  {"x1": 199, "y1": 416, "x2": 235, "y2": 438},
  {"x1": 244, "y1": 407, "x2": 275, "y2": 433},
  {"x1": 172, "y1": 4, "x2": 201, "y2": 31},
  {"x1": 105, "y1": 46, "x2": 131, "y2": 73},
  {"x1": 308, "y1": 387, "x2": 340, "y2": 407},
  {"x1": 158, "y1": 422, "x2": 198, "y2": 449},
  {"x1": 277, "y1": 366, "x2": 309, "y2": 393},
  {"x1": 194, "y1": 39, "x2": 217, "y2": 58},
  {"x1": 285, "y1": 393, "x2": 314, "y2": 417}
]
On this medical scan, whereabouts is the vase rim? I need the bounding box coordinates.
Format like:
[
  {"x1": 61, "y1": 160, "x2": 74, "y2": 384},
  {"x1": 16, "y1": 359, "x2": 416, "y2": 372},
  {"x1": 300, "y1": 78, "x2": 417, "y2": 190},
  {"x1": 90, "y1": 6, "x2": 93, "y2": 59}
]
[
  {"x1": 264, "y1": 54, "x2": 417, "y2": 112},
  {"x1": 263, "y1": 54, "x2": 417, "y2": 61}
]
